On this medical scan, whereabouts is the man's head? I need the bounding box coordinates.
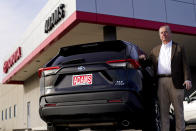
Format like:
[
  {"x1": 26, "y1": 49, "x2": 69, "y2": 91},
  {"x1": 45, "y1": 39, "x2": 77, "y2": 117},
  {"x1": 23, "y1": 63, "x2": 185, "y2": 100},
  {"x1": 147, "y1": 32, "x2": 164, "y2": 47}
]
[{"x1": 159, "y1": 25, "x2": 172, "y2": 44}]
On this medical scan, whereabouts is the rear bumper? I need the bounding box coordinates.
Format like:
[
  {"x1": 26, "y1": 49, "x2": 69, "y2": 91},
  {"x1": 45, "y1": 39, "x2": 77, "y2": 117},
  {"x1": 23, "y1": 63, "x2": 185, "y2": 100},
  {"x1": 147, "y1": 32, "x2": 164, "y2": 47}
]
[
  {"x1": 39, "y1": 90, "x2": 144, "y2": 128},
  {"x1": 42, "y1": 102, "x2": 132, "y2": 115}
]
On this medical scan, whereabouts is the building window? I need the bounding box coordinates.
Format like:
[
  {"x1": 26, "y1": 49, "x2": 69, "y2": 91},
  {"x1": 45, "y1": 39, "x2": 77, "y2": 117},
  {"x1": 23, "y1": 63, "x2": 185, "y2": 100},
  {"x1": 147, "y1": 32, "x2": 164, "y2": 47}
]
[
  {"x1": 9, "y1": 107, "x2": 12, "y2": 119},
  {"x1": 5, "y1": 109, "x2": 7, "y2": 120},
  {"x1": 14, "y1": 105, "x2": 16, "y2": 117},
  {"x1": 2, "y1": 110, "x2": 3, "y2": 121}
]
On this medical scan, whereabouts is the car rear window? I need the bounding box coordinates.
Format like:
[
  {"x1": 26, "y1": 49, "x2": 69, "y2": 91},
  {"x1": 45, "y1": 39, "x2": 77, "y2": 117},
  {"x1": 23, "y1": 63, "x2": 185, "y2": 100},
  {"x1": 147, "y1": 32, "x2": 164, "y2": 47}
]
[{"x1": 46, "y1": 41, "x2": 127, "y2": 67}]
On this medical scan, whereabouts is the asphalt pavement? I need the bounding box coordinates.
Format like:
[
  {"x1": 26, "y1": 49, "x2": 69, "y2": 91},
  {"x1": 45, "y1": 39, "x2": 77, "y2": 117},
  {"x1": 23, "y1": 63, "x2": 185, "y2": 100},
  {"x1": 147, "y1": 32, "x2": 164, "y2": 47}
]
[
  {"x1": 80, "y1": 129, "x2": 141, "y2": 131},
  {"x1": 124, "y1": 127, "x2": 196, "y2": 131}
]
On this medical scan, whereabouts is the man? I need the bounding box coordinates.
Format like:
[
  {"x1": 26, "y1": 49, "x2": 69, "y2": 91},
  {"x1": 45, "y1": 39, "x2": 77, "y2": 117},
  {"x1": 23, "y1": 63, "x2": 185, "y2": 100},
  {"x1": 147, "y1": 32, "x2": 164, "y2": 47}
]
[{"x1": 150, "y1": 25, "x2": 192, "y2": 131}]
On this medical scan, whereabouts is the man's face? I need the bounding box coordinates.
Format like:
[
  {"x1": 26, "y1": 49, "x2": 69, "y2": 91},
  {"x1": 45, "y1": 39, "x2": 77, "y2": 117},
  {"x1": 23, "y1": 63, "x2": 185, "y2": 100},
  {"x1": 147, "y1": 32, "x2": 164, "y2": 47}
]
[{"x1": 159, "y1": 26, "x2": 171, "y2": 44}]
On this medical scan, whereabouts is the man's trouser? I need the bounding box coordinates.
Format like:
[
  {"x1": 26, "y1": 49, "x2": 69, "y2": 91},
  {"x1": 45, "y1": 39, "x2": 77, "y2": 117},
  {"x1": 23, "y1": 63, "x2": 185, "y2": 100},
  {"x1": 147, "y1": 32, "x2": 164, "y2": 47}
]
[{"x1": 158, "y1": 77, "x2": 185, "y2": 131}]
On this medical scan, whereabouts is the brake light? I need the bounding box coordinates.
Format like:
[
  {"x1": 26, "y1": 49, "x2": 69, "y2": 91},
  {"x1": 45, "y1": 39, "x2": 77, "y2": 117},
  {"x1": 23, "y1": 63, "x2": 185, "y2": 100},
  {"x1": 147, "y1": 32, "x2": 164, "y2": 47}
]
[
  {"x1": 38, "y1": 66, "x2": 60, "y2": 78},
  {"x1": 106, "y1": 59, "x2": 140, "y2": 69},
  {"x1": 44, "y1": 103, "x2": 57, "y2": 107},
  {"x1": 108, "y1": 99, "x2": 123, "y2": 103}
]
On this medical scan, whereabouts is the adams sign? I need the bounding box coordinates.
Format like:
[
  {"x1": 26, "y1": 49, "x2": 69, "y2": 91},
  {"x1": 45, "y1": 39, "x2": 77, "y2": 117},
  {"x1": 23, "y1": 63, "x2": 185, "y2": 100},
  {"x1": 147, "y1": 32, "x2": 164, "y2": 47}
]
[{"x1": 45, "y1": 4, "x2": 65, "y2": 33}]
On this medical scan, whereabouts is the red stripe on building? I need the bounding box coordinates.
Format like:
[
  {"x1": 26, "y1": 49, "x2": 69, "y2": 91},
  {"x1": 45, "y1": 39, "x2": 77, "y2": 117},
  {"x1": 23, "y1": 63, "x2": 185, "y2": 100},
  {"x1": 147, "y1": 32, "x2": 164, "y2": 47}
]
[{"x1": 77, "y1": 11, "x2": 196, "y2": 35}]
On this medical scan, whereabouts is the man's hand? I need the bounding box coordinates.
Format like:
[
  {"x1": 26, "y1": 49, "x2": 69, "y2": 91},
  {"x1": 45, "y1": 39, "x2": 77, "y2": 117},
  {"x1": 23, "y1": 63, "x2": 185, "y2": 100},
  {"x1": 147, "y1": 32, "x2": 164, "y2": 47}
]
[
  {"x1": 183, "y1": 80, "x2": 192, "y2": 90},
  {"x1": 139, "y1": 54, "x2": 146, "y2": 60}
]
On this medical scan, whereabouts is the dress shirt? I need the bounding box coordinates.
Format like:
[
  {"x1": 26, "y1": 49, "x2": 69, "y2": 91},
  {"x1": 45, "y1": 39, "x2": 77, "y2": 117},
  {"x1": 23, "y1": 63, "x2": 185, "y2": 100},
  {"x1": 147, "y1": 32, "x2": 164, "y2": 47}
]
[{"x1": 158, "y1": 41, "x2": 172, "y2": 75}]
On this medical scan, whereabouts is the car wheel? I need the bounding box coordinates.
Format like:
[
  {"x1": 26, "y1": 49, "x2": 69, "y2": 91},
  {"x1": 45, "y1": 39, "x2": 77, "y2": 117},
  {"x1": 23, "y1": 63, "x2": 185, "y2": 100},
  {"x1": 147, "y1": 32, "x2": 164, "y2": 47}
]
[
  {"x1": 154, "y1": 101, "x2": 161, "y2": 131},
  {"x1": 47, "y1": 124, "x2": 56, "y2": 131},
  {"x1": 47, "y1": 124, "x2": 76, "y2": 131},
  {"x1": 65, "y1": 128, "x2": 79, "y2": 131}
]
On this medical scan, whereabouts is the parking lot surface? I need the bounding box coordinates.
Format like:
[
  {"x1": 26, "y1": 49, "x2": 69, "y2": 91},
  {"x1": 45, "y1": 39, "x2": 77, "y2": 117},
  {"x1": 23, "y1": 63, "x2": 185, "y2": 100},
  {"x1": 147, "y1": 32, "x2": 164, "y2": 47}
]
[
  {"x1": 80, "y1": 128, "x2": 196, "y2": 131},
  {"x1": 80, "y1": 129, "x2": 141, "y2": 131}
]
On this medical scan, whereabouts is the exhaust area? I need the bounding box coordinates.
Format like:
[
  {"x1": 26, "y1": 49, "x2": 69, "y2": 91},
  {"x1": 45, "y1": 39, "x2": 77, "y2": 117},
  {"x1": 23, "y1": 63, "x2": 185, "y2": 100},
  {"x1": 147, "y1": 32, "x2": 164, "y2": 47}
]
[{"x1": 121, "y1": 120, "x2": 130, "y2": 127}]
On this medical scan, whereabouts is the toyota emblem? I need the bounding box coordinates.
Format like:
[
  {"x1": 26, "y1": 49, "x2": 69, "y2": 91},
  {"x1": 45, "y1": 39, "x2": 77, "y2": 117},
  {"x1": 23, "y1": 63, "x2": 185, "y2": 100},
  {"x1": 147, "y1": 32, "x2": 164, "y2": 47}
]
[{"x1": 78, "y1": 66, "x2": 85, "y2": 71}]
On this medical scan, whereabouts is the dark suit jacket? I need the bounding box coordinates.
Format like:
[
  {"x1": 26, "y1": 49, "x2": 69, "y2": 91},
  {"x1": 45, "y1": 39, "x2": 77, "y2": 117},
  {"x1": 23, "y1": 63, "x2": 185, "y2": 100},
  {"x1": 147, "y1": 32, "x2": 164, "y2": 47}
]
[{"x1": 150, "y1": 41, "x2": 191, "y2": 89}]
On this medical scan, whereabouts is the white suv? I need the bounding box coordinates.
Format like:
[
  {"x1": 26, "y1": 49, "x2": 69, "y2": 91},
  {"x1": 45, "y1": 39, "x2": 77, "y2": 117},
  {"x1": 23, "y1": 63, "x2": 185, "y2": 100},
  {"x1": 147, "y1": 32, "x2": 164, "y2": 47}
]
[
  {"x1": 184, "y1": 90, "x2": 196, "y2": 125},
  {"x1": 170, "y1": 90, "x2": 196, "y2": 130}
]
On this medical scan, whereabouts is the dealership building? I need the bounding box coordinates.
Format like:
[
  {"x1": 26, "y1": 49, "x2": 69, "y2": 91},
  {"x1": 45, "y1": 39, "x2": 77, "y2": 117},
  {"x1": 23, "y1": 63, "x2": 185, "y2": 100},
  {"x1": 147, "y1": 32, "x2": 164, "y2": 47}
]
[{"x1": 0, "y1": 0, "x2": 196, "y2": 130}]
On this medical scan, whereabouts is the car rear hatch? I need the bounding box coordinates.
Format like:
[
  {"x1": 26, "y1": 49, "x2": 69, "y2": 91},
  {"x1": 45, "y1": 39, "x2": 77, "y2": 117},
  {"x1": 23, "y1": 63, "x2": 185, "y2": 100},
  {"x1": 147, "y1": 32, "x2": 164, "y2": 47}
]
[{"x1": 39, "y1": 40, "x2": 141, "y2": 103}]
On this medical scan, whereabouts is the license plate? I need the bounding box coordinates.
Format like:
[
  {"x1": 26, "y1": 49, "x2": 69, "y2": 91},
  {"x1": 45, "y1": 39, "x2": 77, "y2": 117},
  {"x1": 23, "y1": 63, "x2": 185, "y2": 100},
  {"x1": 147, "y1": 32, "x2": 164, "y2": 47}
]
[{"x1": 72, "y1": 74, "x2": 93, "y2": 86}]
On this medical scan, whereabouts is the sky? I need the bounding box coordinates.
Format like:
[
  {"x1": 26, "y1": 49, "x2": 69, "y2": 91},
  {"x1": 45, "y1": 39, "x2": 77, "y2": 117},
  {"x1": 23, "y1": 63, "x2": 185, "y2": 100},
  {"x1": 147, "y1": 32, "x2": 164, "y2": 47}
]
[{"x1": 0, "y1": 0, "x2": 48, "y2": 83}]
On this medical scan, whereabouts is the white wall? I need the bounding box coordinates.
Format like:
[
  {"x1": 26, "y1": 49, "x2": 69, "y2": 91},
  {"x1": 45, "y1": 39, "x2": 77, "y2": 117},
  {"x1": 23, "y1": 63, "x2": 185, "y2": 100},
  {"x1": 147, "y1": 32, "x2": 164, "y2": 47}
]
[
  {"x1": 0, "y1": 84, "x2": 25, "y2": 130},
  {"x1": 23, "y1": 74, "x2": 46, "y2": 130},
  {"x1": 0, "y1": 75, "x2": 46, "y2": 131}
]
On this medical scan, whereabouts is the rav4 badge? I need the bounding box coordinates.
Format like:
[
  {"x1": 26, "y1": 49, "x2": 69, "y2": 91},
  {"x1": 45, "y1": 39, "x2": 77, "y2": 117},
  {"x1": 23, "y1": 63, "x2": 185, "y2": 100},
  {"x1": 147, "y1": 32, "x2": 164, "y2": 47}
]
[{"x1": 115, "y1": 81, "x2": 125, "y2": 86}]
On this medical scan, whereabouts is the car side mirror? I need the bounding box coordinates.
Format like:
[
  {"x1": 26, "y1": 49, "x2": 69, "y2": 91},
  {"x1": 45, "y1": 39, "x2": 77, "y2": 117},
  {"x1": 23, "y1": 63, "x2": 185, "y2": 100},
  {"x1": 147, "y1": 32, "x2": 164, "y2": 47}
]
[{"x1": 185, "y1": 97, "x2": 191, "y2": 103}]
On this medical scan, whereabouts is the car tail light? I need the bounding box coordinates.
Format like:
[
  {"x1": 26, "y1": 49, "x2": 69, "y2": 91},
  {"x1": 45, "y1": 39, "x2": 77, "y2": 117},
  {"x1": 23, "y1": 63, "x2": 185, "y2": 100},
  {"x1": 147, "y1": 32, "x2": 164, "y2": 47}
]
[
  {"x1": 44, "y1": 103, "x2": 57, "y2": 107},
  {"x1": 38, "y1": 66, "x2": 60, "y2": 78},
  {"x1": 108, "y1": 99, "x2": 123, "y2": 103},
  {"x1": 106, "y1": 59, "x2": 140, "y2": 69}
]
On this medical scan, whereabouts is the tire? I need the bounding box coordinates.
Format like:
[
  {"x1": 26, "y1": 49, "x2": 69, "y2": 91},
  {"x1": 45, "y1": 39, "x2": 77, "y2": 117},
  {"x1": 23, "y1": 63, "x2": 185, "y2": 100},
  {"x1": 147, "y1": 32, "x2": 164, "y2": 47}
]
[
  {"x1": 65, "y1": 128, "x2": 79, "y2": 131},
  {"x1": 154, "y1": 101, "x2": 161, "y2": 131},
  {"x1": 142, "y1": 100, "x2": 161, "y2": 131},
  {"x1": 92, "y1": 129, "x2": 118, "y2": 131},
  {"x1": 47, "y1": 124, "x2": 55, "y2": 131},
  {"x1": 47, "y1": 124, "x2": 79, "y2": 131}
]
